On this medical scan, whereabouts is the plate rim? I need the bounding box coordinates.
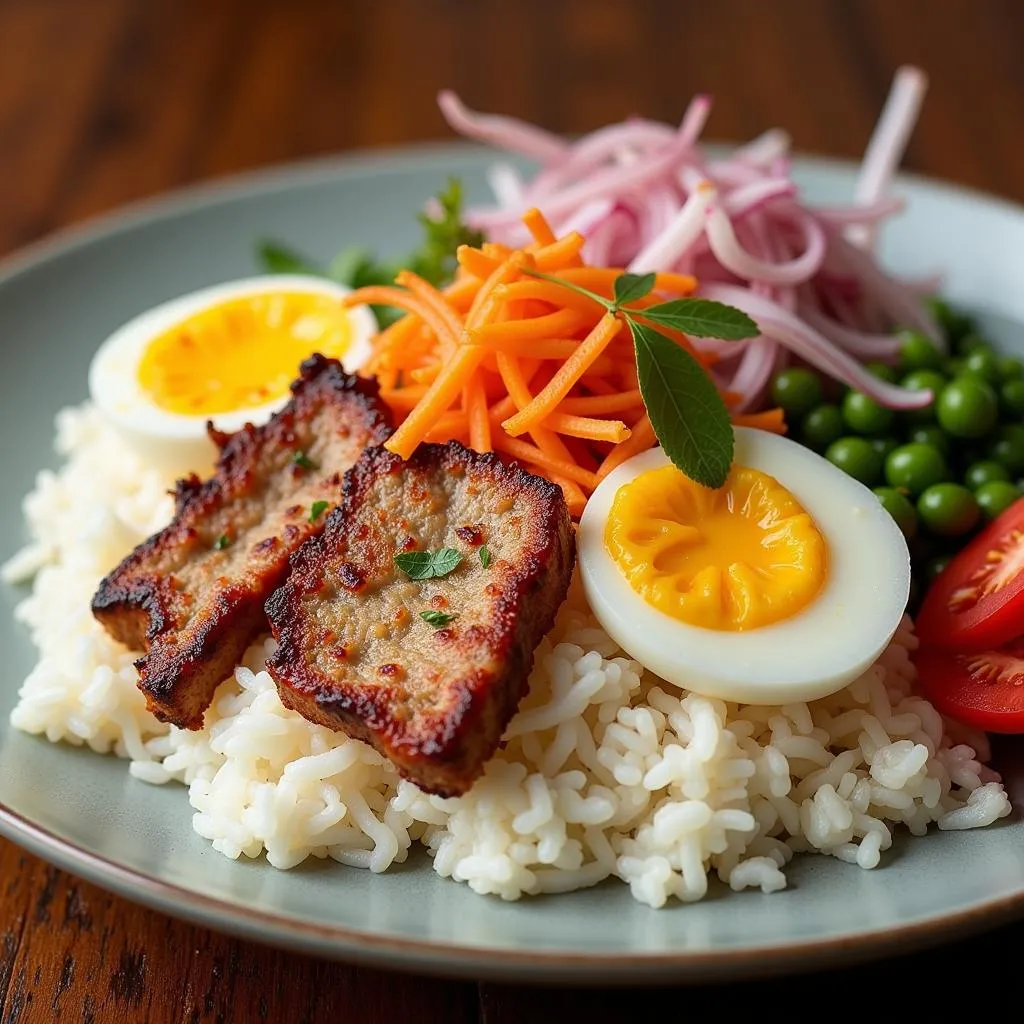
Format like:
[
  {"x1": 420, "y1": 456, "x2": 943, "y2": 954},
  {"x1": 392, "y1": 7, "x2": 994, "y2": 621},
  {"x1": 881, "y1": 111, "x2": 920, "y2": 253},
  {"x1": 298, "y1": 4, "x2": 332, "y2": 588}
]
[
  {"x1": 2, "y1": 141, "x2": 1023, "y2": 983},
  {"x1": 2, "y1": 799, "x2": 1021, "y2": 984}
]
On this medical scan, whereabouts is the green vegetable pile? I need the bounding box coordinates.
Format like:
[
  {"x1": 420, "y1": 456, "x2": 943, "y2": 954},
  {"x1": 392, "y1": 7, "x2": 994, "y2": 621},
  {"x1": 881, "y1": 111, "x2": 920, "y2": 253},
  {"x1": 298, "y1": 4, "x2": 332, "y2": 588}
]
[
  {"x1": 256, "y1": 179, "x2": 484, "y2": 327},
  {"x1": 774, "y1": 298, "x2": 1024, "y2": 597}
]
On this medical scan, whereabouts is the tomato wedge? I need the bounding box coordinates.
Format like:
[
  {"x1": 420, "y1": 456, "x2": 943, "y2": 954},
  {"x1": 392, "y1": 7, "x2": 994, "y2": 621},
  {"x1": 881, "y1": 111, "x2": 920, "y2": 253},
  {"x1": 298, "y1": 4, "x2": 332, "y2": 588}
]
[
  {"x1": 916, "y1": 498, "x2": 1024, "y2": 651},
  {"x1": 915, "y1": 641, "x2": 1024, "y2": 733}
]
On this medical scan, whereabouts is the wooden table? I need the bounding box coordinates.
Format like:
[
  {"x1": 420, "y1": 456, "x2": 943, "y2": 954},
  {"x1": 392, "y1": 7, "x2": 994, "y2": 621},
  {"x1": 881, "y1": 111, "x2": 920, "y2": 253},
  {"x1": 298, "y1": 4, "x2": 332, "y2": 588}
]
[{"x1": 1, "y1": 0, "x2": 1022, "y2": 1019}]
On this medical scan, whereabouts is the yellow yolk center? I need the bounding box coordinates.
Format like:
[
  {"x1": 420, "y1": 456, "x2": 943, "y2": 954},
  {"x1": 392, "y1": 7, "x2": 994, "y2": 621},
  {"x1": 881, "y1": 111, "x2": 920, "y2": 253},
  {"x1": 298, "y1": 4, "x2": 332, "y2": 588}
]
[
  {"x1": 605, "y1": 464, "x2": 827, "y2": 632},
  {"x1": 137, "y1": 291, "x2": 356, "y2": 416}
]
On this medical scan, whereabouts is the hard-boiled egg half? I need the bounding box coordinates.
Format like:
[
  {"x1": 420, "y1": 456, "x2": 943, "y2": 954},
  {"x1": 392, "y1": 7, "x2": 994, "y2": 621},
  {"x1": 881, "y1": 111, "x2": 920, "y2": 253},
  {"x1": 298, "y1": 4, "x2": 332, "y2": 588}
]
[
  {"x1": 89, "y1": 275, "x2": 376, "y2": 475},
  {"x1": 579, "y1": 427, "x2": 911, "y2": 704}
]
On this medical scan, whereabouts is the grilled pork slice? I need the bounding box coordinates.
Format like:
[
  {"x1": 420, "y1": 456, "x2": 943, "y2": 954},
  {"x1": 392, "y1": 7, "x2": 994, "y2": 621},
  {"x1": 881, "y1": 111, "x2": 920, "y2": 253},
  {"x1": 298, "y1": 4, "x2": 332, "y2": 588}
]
[
  {"x1": 265, "y1": 442, "x2": 575, "y2": 796},
  {"x1": 92, "y1": 355, "x2": 392, "y2": 729}
]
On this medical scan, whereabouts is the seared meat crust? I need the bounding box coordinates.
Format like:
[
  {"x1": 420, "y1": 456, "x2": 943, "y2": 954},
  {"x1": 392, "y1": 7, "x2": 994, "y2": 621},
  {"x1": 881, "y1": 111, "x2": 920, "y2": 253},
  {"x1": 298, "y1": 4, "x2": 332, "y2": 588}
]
[
  {"x1": 265, "y1": 442, "x2": 575, "y2": 796},
  {"x1": 92, "y1": 355, "x2": 392, "y2": 729}
]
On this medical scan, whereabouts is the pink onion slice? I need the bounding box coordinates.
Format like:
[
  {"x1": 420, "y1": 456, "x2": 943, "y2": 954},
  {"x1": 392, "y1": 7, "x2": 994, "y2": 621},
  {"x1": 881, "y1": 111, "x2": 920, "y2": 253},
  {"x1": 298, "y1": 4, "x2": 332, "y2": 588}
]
[
  {"x1": 701, "y1": 284, "x2": 933, "y2": 408},
  {"x1": 437, "y1": 91, "x2": 567, "y2": 163}
]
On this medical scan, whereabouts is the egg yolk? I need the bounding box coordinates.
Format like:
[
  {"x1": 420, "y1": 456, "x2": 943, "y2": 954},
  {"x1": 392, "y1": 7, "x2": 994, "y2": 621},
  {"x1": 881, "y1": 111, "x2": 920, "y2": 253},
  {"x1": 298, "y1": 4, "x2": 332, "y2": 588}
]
[
  {"x1": 605, "y1": 464, "x2": 827, "y2": 631},
  {"x1": 137, "y1": 291, "x2": 356, "y2": 416}
]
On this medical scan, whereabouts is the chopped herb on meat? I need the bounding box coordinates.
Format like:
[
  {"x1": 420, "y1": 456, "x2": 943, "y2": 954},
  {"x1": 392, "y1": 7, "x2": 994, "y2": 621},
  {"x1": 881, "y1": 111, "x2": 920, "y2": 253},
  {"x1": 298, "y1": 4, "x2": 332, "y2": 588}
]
[
  {"x1": 419, "y1": 610, "x2": 458, "y2": 628},
  {"x1": 395, "y1": 547, "x2": 463, "y2": 580}
]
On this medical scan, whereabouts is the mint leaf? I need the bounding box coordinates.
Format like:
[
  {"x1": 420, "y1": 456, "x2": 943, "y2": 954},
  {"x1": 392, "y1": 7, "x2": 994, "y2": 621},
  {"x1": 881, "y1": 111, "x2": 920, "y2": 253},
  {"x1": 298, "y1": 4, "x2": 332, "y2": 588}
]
[
  {"x1": 420, "y1": 610, "x2": 458, "y2": 628},
  {"x1": 429, "y1": 547, "x2": 463, "y2": 577},
  {"x1": 293, "y1": 450, "x2": 318, "y2": 471},
  {"x1": 639, "y1": 298, "x2": 759, "y2": 340},
  {"x1": 213, "y1": 534, "x2": 231, "y2": 551},
  {"x1": 395, "y1": 547, "x2": 463, "y2": 580},
  {"x1": 309, "y1": 500, "x2": 329, "y2": 523},
  {"x1": 394, "y1": 551, "x2": 434, "y2": 579},
  {"x1": 613, "y1": 272, "x2": 656, "y2": 308},
  {"x1": 479, "y1": 545, "x2": 492, "y2": 569},
  {"x1": 630, "y1": 320, "x2": 734, "y2": 489}
]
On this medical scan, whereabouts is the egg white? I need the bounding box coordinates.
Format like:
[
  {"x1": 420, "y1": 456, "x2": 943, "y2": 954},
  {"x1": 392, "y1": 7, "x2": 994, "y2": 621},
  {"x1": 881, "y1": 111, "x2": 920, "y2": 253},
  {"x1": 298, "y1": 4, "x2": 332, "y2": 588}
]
[
  {"x1": 88, "y1": 274, "x2": 377, "y2": 476},
  {"x1": 578, "y1": 427, "x2": 911, "y2": 705}
]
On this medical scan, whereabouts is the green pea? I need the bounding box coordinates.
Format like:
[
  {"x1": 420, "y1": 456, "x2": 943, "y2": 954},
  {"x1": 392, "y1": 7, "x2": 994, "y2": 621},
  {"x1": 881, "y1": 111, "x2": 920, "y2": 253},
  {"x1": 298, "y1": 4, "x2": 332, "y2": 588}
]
[
  {"x1": 936, "y1": 376, "x2": 998, "y2": 439},
  {"x1": 956, "y1": 332, "x2": 991, "y2": 357},
  {"x1": 964, "y1": 459, "x2": 1011, "y2": 490},
  {"x1": 975, "y1": 481, "x2": 1020, "y2": 521},
  {"x1": 866, "y1": 361, "x2": 899, "y2": 383},
  {"x1": 898, "y1": 331, "x2": 943, "y2": 372},
  {"x1": 825, "y1": 437, "x2": 884, "y2": 486},
  {"x1": 925, "y1": 555, "x2": 953, "y2": 584},
  {"x1": 999, "y1": 356, "x2": 1024, "y2": 382},
  {"x1": 917, "y1": 483, "x2": 981, "y2": 537},
  {"x1": 800, "y1": 404, "x2": 845, "y2": 451},
  {"x1": 900, "y1": 369, "x2": 945, "y2": 424},
  {"x1": 885, "y1": 443, "x2": 949, "y2": 496},
  {"x1": 770, "y1": 368, "x2": 823, "y2": 420},
  {"x1": 925, "y1": 297, "x2": 973, "y2": 342},
  {"x1": 1000, "y1": 378, "x2": 1024, "y2": 418},
  {"x1": 962, "y1": 348, "x2": 1003, "y2": 386},
  {"x1": 873, "y1": 487, "x2": 919, "y2": 539},
  {"x1": 908, "y1": 425, "x2": 951, "y2": 457},
  {"x1": 842, "y1": 390, "x2": 895, "y2": 435},
  {"x1": 988, "y1": 424, "x2": 1024, "y2": 475},
  {"x1": 870, "y1": 437, "x2": 900, "y2": 460}
]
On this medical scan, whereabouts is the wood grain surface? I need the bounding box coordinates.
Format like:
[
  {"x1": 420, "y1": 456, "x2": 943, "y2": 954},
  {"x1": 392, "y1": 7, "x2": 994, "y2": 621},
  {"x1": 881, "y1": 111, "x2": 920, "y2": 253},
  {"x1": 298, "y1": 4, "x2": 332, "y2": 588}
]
[{"x1": 2, "y1": 0, "x2": 1023, "y2": 1020}]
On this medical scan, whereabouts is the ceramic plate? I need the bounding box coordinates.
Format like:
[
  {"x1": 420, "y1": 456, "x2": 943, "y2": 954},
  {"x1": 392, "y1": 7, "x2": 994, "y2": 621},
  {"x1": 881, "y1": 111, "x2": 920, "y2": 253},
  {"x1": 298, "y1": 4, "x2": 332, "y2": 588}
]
[{"x1": 1, "y1": 144, "x2": 1023, "y2": 984}]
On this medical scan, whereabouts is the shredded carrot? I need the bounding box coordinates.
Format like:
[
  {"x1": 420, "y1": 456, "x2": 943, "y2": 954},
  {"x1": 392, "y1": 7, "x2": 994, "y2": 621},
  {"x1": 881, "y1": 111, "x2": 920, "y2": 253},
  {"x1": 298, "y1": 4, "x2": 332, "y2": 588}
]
[
  {"x1": 469, "y1": 308, "x2": 589, "y2": 346},
  {"x1": 534, "y1": 232, "x2": 586, "y2": 271},
  {"x1": 732, "y1": 408, "x2": 787, "y2": 434},
  {"x1": 597, "y1": 415, "x2": 657, "y2": 479},
  {"x1": 542, "y1": 413, "x2": 631, "y2": 444},
  {"x1": 493, "y1": 280, "x2": 607, "y2": 317},
  {"x1": 344, "y1": 211, "x2": 764, "y2": 518},
  {"x1": 523, "y1": 208, "x2": 558, "y2": 246},
  {"x1": 556, "y1": 390, "x2": 644, "y2": 415},
  {"x1": 456, "y1": 245, "x2": 501, "y2": 281},
  {"x1": 556, "y1": 267, "x2": 697, "y2": 296},
  {"x1": 465, "y1": 378, "x2": 492, "y2": 451},
  {"x1": 382, "y1": 253, "x2": 528, "y2": 460},
  {"x1": 492, "y1": 434, "x2": 599, "y2": 490},
  {"x1": 501, "y1": 312, "x2": 622, "y2": 436}
]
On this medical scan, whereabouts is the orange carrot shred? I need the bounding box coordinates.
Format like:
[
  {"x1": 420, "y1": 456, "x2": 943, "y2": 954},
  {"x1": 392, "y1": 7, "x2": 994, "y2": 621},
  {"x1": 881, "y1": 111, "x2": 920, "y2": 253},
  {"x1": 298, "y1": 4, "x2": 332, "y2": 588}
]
[
  {"x1": 732, "y1": 408, "x2": 787, "y2": 434},
  {"x1": 501, "y1": 312, "x2": 623, "y2": 436},
  {"x1": 522, "y1": 208, "x2": 558, "y2": 246}
]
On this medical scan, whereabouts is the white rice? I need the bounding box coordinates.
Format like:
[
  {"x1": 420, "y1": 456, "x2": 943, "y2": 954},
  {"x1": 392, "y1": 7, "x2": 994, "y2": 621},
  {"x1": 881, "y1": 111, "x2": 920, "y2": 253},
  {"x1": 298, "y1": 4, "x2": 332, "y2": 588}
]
[{"x1": 5, "y1": 405, "x2": 1012, "y2": 907}]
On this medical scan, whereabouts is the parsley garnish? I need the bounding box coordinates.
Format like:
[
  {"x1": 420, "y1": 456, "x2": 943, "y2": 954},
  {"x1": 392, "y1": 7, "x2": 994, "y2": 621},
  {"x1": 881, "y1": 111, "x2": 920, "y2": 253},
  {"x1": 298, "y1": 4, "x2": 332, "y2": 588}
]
[
  {"x1": 479, "y1": 545, "x2": 492, "y2": 569},
  {"x1": 309, "y1": 500, "x2": 329, "y2": 523},
  {"x1": 420, "y1": 610, "x2": 458, "y2": 628},
  {"x1": 293, "y1": 450, "x2": 318, "y2": 471},
  {"x1": 395, "y1": 547, "x2": 463, "y2": 580},
  {"x1": 523, "y1": 270, "x2": 759, "y2": 489},
  {"x1": 256, "y1": 179, "x2": 483, "y2": 328},
  {"x1": 213, "y1": 534, "x2": 231, "y2": 551}
]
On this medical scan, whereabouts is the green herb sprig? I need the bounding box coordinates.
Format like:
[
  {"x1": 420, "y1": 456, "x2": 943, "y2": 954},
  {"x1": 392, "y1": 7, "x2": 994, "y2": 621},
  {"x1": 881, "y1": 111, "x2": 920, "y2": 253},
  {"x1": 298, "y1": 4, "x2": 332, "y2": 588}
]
[
  {"x1": 309, "y1": 500, "x2": 329, "y2": 523},
  {"x1": 257, "y1": 179, "x2": 483, "y2": 328},
  {"x1": 420, "y1": 610, "x2": 458, "y2": 628},
  {"x1": 524, "y1": 270, "x2": 759, "y2": 489},
  {"x1": 479, "y1": 545, "x2": 492, "y2": 569},
  {"x1": 293, "y1": 450, "x2": 318, "y2": 472},
  {"x1": 395, "y1": 547, "x2": 463, "y2": 580}
]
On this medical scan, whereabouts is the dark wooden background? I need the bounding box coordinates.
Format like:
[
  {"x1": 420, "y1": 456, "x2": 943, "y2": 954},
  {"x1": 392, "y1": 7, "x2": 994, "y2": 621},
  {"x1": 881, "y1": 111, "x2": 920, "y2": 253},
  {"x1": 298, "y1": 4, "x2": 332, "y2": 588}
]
[{"x1": 2, "y1": 0, "x2": 1023, "y2": 1020}]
